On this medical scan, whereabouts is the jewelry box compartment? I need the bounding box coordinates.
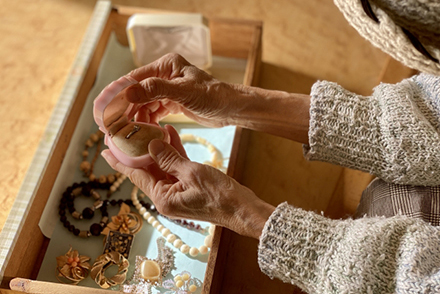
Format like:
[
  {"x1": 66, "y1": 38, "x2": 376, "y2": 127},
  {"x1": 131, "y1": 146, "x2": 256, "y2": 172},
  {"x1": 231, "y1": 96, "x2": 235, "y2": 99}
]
[{"x1": 0, "y1": 2, "x2": 262, "y2": 294}]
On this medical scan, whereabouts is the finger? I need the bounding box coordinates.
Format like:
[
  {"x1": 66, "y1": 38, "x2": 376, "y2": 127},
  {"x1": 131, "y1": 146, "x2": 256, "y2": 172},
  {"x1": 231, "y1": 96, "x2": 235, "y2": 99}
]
[
  {"x1": 125, "y1": 78, "x2": 178, "y2": 103},
  {"x1": 148, "y1": 139, "x2": 192, "y2": 177},
  {"x1": 127, "y1": 59, "x2": 160, "y2": 81},
  {"x1": 139, "y1": 101, "x2": 161, "y2": 113},
  {"x1": 135, "y1": 106, "x2": 150, "y2": 123},
  {"x1": 101, "y1": 150, "x2": 158, "y2": 195},
  {"x1": 143, "y1": 161, "x2": 169, "y2": 182},
  {"x1": 165, "y1": 124, "x2": 189, "y2": 160},
  {"x1": 128, "y1": 53, "x2": 190, "y2": 81},
  {"x1": 135, "y1": 102, "x2": 162, "y2": 123},
  {"x1": 149, "y1": 105, "x2": 173, "y2": 123},
  {"x1": 161, "y1": 99, "x2": 185, "y2": 114}
]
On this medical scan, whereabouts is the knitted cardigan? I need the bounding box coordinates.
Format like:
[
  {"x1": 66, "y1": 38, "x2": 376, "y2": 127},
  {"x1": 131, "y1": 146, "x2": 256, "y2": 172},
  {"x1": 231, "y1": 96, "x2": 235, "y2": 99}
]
[
  {"x1": 304, "y1": 73, "x2": 440, "y2": 186},
  {"x1": 258, "y1": 73, "x2": 440, "y2": 293},
  {"x1": 259, "y1": 202, "x2": 440, "y2": 293}
]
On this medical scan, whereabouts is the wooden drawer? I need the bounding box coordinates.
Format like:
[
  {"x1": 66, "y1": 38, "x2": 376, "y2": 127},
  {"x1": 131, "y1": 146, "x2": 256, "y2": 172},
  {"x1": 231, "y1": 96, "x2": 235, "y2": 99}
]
[{"x1": 0, "y1": 1, "x2": 262, "y2": 293}]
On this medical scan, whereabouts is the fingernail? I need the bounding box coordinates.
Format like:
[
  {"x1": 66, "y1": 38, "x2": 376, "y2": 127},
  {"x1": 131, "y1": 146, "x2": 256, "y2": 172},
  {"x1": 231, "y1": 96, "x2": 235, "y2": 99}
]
[{"x1": 149, "y1": 139, "x2": 165, "y2": 156}]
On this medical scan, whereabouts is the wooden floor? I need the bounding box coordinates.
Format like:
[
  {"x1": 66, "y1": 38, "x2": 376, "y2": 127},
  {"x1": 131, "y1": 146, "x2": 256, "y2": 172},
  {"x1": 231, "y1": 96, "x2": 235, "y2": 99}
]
[{"x1": 0, "y1": 0, "x2": 409, "y2": 292}]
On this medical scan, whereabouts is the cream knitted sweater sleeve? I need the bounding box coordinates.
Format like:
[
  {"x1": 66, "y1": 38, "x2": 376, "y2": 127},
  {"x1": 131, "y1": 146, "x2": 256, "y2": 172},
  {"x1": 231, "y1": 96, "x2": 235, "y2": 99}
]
[
  {"x1": 258, "y1": 202, "x2": 440, "y2": 293},
  {"x1": 303, "y1": 73, "x2": 440, "y2": 186}
]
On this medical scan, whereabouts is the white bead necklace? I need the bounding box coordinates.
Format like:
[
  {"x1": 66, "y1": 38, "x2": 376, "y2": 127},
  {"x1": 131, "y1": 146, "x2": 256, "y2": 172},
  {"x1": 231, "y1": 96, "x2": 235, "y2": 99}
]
[
  {"x1": 179, "y1": 133, "x2": 225, "y2": 171},
  {"x1": 131, "y1": 186, "x2": 215, "y2": 257}
]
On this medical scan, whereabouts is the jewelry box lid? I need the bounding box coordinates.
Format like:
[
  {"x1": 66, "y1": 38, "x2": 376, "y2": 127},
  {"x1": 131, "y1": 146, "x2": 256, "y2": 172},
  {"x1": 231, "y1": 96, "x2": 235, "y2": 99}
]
[
  {"x1": 93, "y1": 76, "x2": 141, "y2": 135},
  {"x1": 126, "y1": 13, "x2": 212, "y2": 70}
]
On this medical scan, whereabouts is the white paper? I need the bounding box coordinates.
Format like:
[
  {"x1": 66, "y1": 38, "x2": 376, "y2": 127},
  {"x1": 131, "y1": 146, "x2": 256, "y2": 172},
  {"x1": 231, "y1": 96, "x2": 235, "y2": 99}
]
[{"x1": 37, "y1": 32, "x2": 246, "y2": 291}]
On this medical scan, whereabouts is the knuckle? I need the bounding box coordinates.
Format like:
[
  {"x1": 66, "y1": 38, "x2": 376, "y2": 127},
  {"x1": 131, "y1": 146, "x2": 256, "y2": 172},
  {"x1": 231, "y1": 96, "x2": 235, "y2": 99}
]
[
  {"x1": 166, "y1": 53, "x2": 191, "y2": 68},
  {"x1": 165, "y1": 53, "x2": 184, "y2": 62},
  {"x1": 166, "y1": 52, "x2": 180, "y2": 60},
  {"x1": 145, "y1": 78, "x2": 163, "y2": 97},
  {"x1": 128, "y1": 67, "x2": 141, "y2": 77}
]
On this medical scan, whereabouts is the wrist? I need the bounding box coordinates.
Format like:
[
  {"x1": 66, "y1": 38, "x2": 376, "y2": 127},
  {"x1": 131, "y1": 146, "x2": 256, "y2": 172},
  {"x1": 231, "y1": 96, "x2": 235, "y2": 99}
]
[
  {"x1": 224, "y1": 83, "x2": 259, "y2": 126},
  {"x1": 211, "y1": 82, "x2": 252, "y2": 126},
  {"x1": 226, "y1": 84, "x2": 310, "y2": 144},
  {"x1": 233, "y1": 199, "x2": 275, "y2": 239}
]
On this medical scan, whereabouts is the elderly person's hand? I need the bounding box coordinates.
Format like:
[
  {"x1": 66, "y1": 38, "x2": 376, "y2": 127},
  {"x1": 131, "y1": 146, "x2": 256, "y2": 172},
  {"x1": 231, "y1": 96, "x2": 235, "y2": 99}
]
[
  {"x1": 124, "y1": 53, "x2": 311, "y2": 144},
  {"x1": 101, "y1": 125, "x2": 275, "y2": 239},
  {"x1": 125, "y1": 53, "x2": 240, "y2": 128}
]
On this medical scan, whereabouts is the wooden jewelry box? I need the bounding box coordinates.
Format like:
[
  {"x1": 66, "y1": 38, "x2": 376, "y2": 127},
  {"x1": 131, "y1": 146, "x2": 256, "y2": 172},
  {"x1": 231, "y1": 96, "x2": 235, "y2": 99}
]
[{"x1": 0, "y1": 1, "x2": 262, "y2": 293}]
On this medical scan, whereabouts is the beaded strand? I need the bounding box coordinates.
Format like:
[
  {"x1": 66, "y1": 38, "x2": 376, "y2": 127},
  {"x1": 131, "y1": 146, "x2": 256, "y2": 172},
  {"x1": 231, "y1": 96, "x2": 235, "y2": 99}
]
[
  {"x1": 59, "y1": 181, "x2": 151, "y2": 238},
  {"x1": 136, "y1": 191, "x2": 208, "y2": 234},
  {"x1": 79, "y1": 130, "x2": 128, "y2": 196},
  {"x1": 80, "y1": 130, "x2": 104, "y2": 179},
  {"x1": 59, "y1": 181, "x2": 110, "y2": 238},
  {"x1": 179, "y1": 134, "x2": 225, "y2": 170},
  {"x1": 131, "y1": 186, "x2": 215, "y2": 257}
]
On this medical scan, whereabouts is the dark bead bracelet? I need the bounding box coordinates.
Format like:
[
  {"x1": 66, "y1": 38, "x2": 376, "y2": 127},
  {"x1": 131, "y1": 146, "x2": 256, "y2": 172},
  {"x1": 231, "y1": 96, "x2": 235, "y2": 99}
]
[
  {"x1": 160, "y1": 215, "x2": 205, "y2": 233},
  {"x1": 59, "y1": 181, "x2": 132, "y2": 238}
]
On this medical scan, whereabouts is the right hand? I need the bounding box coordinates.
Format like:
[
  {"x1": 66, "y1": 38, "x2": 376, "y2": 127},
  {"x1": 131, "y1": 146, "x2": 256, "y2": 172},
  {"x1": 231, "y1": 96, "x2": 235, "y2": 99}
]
[
  {"x1": 124, "y1": 53, "x2": 240, "y2": 128},
  {"x1": 101, "y1": 125, "x2": 275, "y2": 239}
]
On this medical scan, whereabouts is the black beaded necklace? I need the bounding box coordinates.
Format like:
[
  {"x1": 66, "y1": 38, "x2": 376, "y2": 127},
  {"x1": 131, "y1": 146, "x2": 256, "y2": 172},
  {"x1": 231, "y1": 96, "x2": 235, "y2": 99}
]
[
  {"x1": 59, "y1": 181, "x2": 161, "y2": 238},
  {"x1": 59, "y1": 181, "x2": 108, "y2": 238}
]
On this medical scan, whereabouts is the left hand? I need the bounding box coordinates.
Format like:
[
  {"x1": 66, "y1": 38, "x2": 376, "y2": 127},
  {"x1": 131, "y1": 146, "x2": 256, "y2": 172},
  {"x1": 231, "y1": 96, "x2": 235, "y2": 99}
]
[{"x1": 124, "y1": 53, "x2": 238, "y2": 128}]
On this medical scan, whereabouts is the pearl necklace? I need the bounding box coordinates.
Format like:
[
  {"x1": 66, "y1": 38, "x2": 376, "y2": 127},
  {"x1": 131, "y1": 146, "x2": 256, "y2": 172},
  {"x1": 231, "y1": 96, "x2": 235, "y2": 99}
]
[
  {"x1": 179, "y1": 134, "x2": 225, "y2": 171},
  {"x1": 131, "y1": 186, "x2": 214, "y2": 257}
]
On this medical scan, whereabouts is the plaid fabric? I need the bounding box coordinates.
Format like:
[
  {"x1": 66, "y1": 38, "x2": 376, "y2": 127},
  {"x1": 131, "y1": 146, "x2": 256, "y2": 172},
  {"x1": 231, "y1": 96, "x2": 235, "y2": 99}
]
[{"x1": 354, "y1": 178, "x2": 440, "y2": 225}]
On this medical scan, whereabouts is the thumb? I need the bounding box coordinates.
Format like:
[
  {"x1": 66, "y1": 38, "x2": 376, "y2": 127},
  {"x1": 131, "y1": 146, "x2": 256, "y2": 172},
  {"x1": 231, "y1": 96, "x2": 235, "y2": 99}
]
[
  {"x1": 148, "y1": 139, "x2": 188, "y2": 176},
  {"x1": 125, "y1": 78, "x2": 177, "y2": 103}
]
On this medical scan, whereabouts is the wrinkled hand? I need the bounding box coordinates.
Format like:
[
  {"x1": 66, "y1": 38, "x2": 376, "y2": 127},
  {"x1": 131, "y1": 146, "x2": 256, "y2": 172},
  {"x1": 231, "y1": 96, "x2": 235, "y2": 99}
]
[
  {"x1": 124, "y1": 53, "x2": 240, "y2": 127},
  {"x1": 101, "y1": 125, "x2": 274, "y2": 239}
]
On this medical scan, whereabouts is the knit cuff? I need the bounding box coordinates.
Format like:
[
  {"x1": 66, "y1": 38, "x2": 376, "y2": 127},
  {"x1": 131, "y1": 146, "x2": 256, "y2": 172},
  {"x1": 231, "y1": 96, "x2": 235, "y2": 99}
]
[
  {"x1": 257, "y1": 202, "x2": 435, "y2": 293},
  {"x1": 303, "y1": 80, "x2": 381, "y2": 173},
  {"x1": 258, "y1": 202, "x2": 339, "y2": 292},
  {"x1": 303, "y1": 76, "x2": 440, "y2": 186}
]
